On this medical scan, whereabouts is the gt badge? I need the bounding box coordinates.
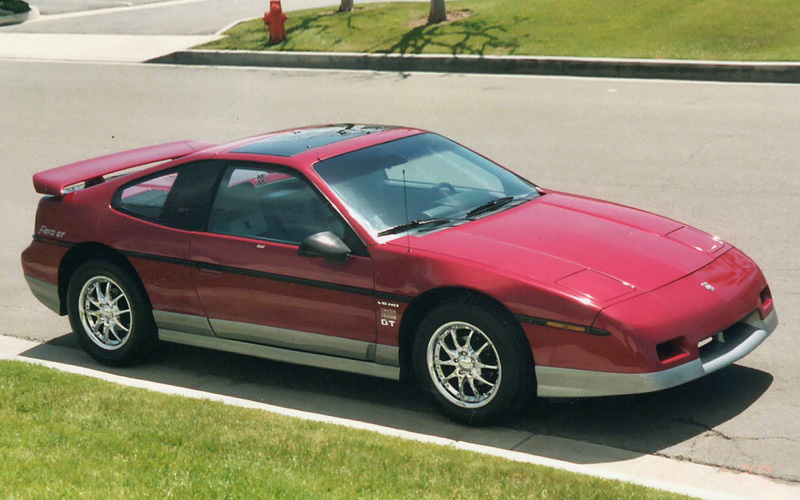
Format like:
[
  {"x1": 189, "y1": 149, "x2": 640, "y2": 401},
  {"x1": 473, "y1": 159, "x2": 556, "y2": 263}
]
[
  {"x1": 380, "y1": 307, "x2": 397, "y2": 327},
  {"x1": 701, "y1": 282, "x2": 715, "y2": 292}
]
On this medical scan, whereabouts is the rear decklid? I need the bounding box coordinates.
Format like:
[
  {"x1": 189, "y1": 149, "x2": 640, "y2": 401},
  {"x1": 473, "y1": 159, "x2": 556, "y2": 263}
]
[{"x1": 33, "y1": 140, "x2": 215, "y2": 196}]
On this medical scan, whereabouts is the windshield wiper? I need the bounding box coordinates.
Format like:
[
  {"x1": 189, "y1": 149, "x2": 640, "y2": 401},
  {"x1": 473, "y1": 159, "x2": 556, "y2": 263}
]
[
  {"x1": 465, "y1": 196, "x2": 515, "y2": 218},
  {"x1": 377, "y1": 218, "x2": 472, "y2": 237}
]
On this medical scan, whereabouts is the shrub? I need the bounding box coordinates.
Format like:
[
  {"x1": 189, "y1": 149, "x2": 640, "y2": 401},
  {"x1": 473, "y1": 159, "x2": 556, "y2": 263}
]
[{"x1": 0, "y1": 0, "x2": 31, "y2": 14}]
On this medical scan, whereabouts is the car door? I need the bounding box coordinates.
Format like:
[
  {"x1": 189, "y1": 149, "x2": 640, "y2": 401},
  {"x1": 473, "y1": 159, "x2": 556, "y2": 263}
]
[{"x1": 188, "y1": 162, "x2": 378, "y2": 361}]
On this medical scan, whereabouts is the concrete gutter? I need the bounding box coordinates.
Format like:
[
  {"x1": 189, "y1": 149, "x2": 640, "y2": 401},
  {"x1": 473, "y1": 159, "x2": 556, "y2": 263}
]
[
  {"x1": 148, "y1": 49, "x2": 800, "y2": 83},
  {"x1": 0, "y1": 5, "x2": 39, "y2": 26}
]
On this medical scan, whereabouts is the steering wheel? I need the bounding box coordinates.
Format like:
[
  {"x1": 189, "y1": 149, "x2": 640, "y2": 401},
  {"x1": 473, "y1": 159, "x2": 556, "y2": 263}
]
[{"x1": 429, "y1": 182, "x2": 457, "y2": 200}]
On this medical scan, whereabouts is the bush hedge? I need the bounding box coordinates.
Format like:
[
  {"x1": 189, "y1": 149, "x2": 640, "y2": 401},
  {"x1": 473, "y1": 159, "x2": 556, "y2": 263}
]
[{"x1": 0, "y1": 0, "x2": 31, "y2": 14}]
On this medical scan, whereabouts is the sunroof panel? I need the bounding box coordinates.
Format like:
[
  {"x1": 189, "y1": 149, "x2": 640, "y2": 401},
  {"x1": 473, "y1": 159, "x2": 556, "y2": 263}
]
[{"x1": 232, "y1": 124, "x2": 394, "y2": 157}]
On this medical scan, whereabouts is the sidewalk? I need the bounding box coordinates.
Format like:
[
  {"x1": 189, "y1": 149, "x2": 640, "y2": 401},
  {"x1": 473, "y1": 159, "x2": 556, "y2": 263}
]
[
  {"x1": 1, "y1": 334, "x2": 798, "y2": 500},
  {"x1": 0, "y1": 33, "x2": 218, "y2": 62}
]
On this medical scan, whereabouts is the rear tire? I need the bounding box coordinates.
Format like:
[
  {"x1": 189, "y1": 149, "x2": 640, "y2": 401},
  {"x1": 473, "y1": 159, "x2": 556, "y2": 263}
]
[
  {"x1": 412, "y1": 302, "x2": 534, "y2": 425},
  {"x1": 67, "y1": 259, "x2": 156, "y2": 366}
]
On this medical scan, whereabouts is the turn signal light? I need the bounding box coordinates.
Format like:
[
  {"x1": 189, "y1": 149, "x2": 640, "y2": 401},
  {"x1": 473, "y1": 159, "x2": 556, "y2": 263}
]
[
  {"x1": 656, "y1": 337, "x2": 689, "y2": 363},
  {"x1": 758, "y1": 286, "x2": 774, "y2": 320}
]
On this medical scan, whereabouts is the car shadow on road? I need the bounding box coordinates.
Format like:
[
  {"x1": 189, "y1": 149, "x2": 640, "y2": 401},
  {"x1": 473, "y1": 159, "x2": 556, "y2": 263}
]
[{"x1": 21, "y1": 332, "x2": 773, "y2": 465}]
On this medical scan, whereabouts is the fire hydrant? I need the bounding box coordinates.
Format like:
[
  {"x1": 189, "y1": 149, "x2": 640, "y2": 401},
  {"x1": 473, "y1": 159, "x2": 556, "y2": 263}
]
[{"x1": 264, "y1": 0, "x2": 288, "y2": 45}]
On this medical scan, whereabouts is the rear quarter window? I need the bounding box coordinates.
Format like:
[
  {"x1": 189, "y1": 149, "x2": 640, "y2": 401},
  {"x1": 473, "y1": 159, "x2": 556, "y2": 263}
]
[{"x1": 113, "y1": 161, "x2": 223, "y2": 231}]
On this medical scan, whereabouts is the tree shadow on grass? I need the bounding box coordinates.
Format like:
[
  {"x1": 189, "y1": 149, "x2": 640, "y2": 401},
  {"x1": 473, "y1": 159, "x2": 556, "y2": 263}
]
[{"x1": 384, "y1": 17, "x2": 514, "y2": 56}]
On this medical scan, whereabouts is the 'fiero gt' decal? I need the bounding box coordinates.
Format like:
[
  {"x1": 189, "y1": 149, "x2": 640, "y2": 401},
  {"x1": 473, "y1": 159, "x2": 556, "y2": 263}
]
[{"x1": 38, "y1": 226, "x2": 66, "y2": 238}]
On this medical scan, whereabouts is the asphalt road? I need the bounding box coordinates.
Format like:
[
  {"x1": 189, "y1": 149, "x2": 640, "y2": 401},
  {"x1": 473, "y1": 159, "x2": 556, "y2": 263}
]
[
  {"x1": 0, "y1": 60, "x2": 798, "y2": 483},
  {"x1": 32, "y1": 0, "x2": 168, "y2": 16}
]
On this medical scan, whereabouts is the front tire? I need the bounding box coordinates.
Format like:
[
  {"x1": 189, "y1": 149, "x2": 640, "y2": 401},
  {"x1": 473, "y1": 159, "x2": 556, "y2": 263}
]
[
  {"x1": 412, "y1": 302, "x2": 534, "y2": 425},
  {"x1": 67, "y1": 259, "x2": 156, "y2": 366}
]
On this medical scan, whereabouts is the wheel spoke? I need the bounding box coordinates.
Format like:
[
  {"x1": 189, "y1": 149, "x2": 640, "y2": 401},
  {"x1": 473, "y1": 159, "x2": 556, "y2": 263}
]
[
  {"x1": 468, "y1": 377, "x2": 479, "y2": 398},
  {"x1": 112, "y1": 317, "x2": 130, "y2": 333},
  {"x1": 465, "y1": 328, "x2": 474, "y2": 350},
  {"x1": 109, "y1": 293, "x2": 125, "y2": 306},
  {"x1": 449, "y1": 329, "x2": 461, "y2": 350},
  {"x1": 434, "y1": 358, "x2": 457, "y2": 367},
  {"x1": 437, "y1": 338, "x2": 458, "y2": 360},
  {"x1": 104, "y1": 282, "x2": 111, "y2": 302},
  {"x1": 474, "y1": 341, "x2": 489, "y2": 356},
  {"x1": 115, "y1": 309, "x2": 130, "y2": 316},
  {"x1": 458, "y1": 376, "x2": 466, "y2": 401},
  {"x1": 108, "y1": 324, "x2": 121, "y2": 342},
  {"x1": 474, "y1": 373, "x2": 495, "y2": 388},
  {"x1": 476, "y1": 361, "x2": 498, "y2": 371}
]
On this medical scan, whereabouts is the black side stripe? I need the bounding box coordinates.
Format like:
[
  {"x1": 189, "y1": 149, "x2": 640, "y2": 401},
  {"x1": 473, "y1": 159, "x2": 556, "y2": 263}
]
[
  {"x1": 515, "y1": 314, "x2": 611, "y2": 336},
  {"x1": 121, "y1": 249, "x2": 194, "y2": 268},
  {"x1": 193, "y1": 261, "x2": 411, "y2": 303},
  {"x1": 33, "y1": 234, "x2": 74, "y2": 247}
]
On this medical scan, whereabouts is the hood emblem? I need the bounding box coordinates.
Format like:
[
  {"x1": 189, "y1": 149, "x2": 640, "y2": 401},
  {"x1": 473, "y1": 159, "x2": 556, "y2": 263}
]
[{"x1": 701, "y1": 281, "x2": 715, "y2": 292}]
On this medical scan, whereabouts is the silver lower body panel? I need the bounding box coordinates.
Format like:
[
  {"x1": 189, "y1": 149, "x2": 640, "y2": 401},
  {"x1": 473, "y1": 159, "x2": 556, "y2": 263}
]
[
  {"x1": 158, "y1": 329, "x2": 400, "y2": 380},
  {"x1": 24, "y1": 275, "x2": 61, "y2": 314},
  {"x1": 153, "y1": 310, "x2": 400, "y2": 380}
]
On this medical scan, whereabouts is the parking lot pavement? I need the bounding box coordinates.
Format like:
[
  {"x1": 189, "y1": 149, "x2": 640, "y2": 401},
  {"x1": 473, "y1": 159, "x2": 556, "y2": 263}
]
[{"x1": 1, "y1": 59, "x2": 798, "y2": 484}]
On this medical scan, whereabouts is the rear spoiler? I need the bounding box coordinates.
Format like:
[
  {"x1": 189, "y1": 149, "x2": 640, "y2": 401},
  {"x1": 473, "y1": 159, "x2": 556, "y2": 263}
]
[{"x1": 33, "y1": 140, "x2": 215, "y2": 196}]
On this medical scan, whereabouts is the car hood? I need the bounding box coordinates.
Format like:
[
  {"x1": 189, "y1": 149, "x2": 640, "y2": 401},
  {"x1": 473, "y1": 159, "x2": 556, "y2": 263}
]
[{"x1": 408, "y1": 192, "x2": 728, "y2": 303}]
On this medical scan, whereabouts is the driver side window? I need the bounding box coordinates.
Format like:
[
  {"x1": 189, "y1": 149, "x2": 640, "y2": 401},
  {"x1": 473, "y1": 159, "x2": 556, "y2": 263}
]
[{"x1": 206, "y1": 165, "x2": 346, "y2": 245}]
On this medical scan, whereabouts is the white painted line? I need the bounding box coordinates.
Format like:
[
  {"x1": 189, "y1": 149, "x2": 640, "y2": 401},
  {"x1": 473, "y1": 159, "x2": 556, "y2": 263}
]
[{"x1": 0, "y1": 334, "x2": 778, "y2": 500}]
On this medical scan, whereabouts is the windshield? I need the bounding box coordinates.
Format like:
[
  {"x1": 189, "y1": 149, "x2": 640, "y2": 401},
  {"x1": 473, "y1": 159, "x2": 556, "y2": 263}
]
[{"x1": 314, "y1": 133, "x2": 539, "y2": 238}]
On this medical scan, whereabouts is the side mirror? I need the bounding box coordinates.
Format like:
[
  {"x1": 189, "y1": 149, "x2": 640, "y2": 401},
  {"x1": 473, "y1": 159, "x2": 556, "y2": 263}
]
[{"x1": 298, "y1": 231, "x2": 351, "y2": 263}]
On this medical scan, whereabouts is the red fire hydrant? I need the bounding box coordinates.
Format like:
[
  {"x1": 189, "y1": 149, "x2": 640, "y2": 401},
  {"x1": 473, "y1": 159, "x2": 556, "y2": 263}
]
[{"x1": 264, "y1": 0, "x2": 288, "y2": 45}]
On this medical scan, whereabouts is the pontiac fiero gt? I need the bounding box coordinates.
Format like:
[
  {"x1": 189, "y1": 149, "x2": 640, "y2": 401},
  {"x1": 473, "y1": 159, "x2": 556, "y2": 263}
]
[{"x1": 22, "y1": 125, "x2": 777, "y2": 423}]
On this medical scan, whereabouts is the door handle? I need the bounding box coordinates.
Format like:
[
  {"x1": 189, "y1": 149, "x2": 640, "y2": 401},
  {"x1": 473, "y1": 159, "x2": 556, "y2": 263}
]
[{"x1": 197, "y1": 265, "x2": 223, "y2": 277}]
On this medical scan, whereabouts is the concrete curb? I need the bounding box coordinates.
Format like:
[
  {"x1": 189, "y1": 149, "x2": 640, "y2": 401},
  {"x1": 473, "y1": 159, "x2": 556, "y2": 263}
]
[
  {"x1": 1, "y1": 334, "x2": 799, "y2": 500},
  {"x1": 0, "y1": 5, "x2": 39, "y2": 26},
  {"x1": 148, "y1": 49, "x2": 800, "y2": 83}
]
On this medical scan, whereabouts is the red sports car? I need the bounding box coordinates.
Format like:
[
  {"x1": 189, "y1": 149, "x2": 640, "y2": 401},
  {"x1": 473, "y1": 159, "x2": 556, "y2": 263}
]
[{"x1": 21, "y1": 124, "x2": 778, "y2": 424}]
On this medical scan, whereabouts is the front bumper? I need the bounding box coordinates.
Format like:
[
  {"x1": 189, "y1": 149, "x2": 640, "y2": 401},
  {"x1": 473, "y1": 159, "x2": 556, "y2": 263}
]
[{"x1": 536, "y1": 308, "x2": 777, "y2": 398}]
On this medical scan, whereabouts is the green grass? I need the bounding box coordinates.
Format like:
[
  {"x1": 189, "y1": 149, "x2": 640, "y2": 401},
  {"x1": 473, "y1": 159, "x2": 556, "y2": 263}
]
[
  {"x1": 198, "y1": 0, "x2": 800, "y2": 61},
  {"x1": 0, "y1": 360, "x2": 695, "y2": 500}
]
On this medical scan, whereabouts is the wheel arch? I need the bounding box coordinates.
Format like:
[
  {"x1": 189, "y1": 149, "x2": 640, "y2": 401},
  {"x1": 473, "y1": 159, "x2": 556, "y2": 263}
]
[
  {"x1": 58, "y1": 242, "x2": 147, "y2": 315},
  {"x1": 397, "y1": 286, "x2": 534, "y2": 380}
]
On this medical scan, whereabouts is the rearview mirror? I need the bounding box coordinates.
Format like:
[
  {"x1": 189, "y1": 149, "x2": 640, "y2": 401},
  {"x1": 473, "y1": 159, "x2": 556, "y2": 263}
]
[{"x1": 298, "y1": 231, "x2": 351, "y2": 263}]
